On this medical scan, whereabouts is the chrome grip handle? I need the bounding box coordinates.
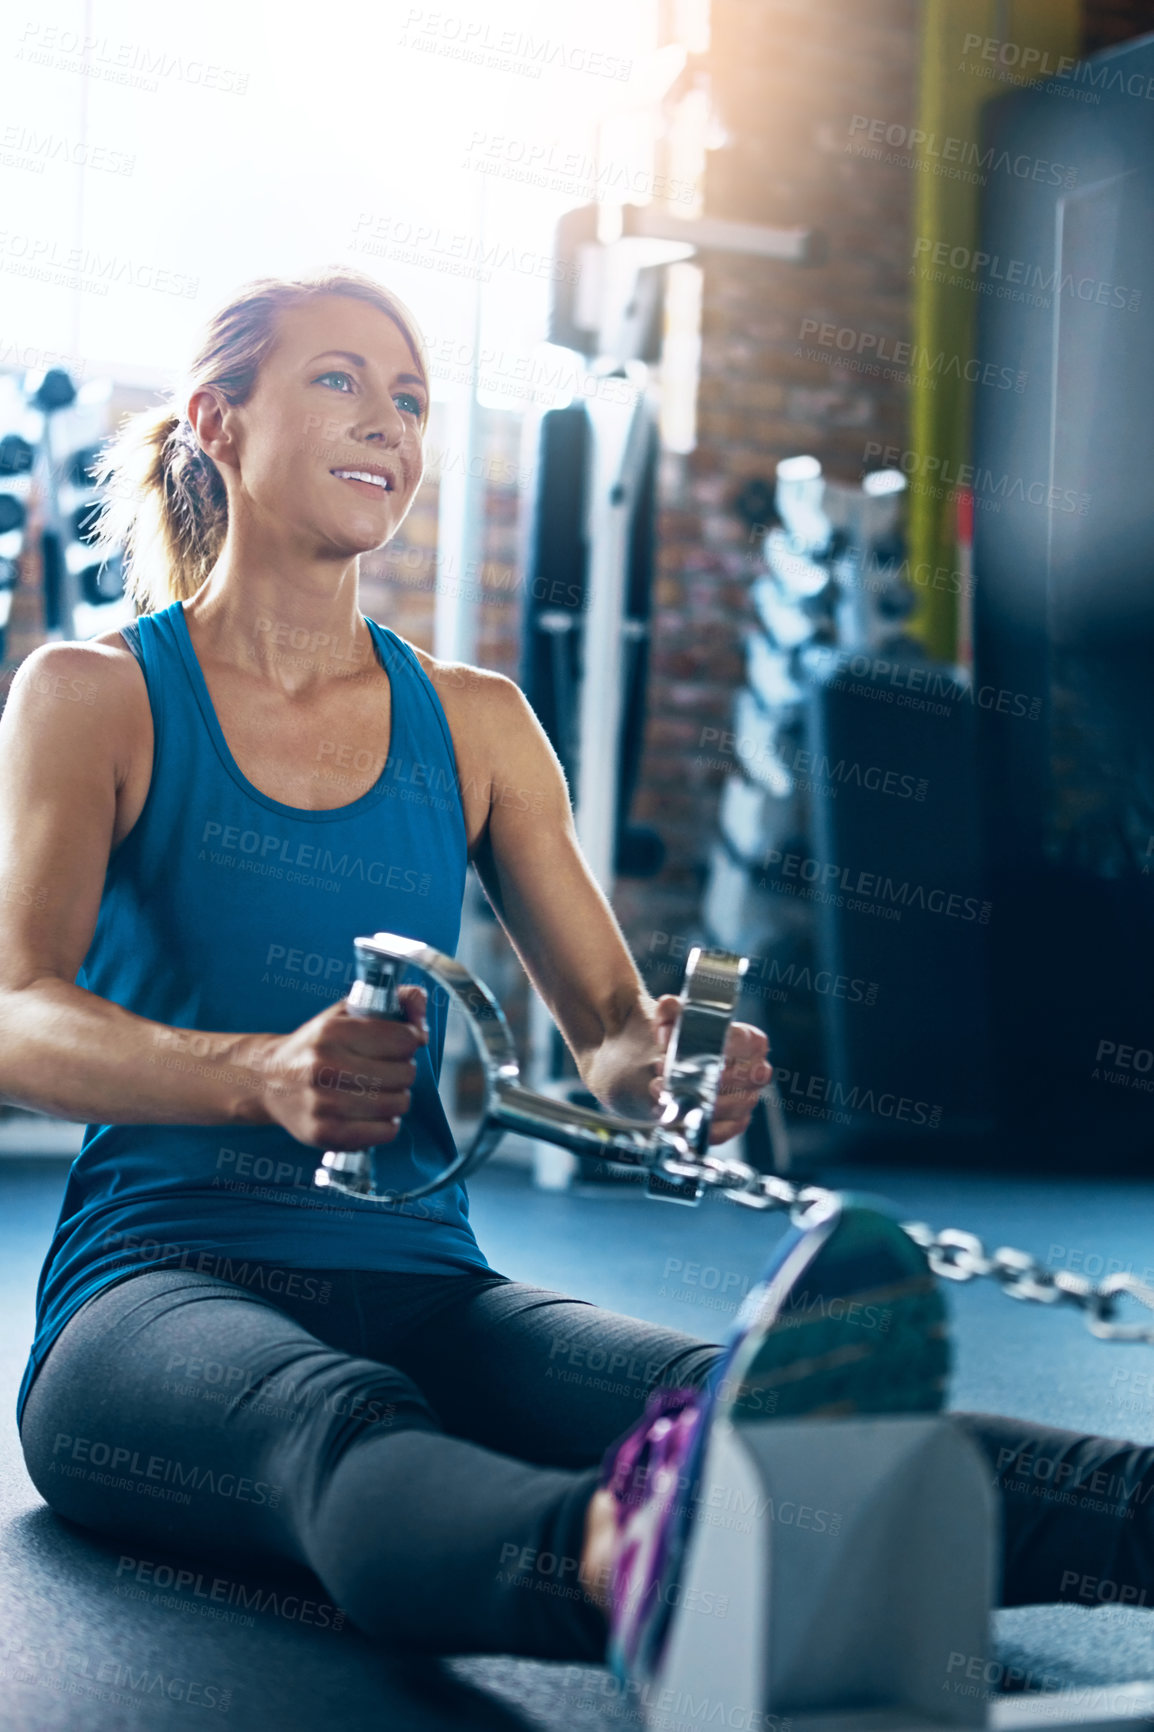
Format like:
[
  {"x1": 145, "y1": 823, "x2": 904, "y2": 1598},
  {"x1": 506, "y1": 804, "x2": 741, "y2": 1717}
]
[
  {"x1": 314, "y1": 944, "x2": 409, "y2": 1199},
  {"x1": 313, "y1": 933, "x2": 748, "y2": 1206},
  {"x1": 651, "y1": 947, "x2": 749, "y2": 1203}
]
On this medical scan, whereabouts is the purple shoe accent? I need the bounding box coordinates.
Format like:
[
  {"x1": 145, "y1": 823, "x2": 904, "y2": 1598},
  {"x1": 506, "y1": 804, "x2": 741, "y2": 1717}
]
[
  {"x1": 596, "y1": 1197, "x2": 949, "y2": 1685},
  {"x1": 598, "y1": 1386, "x2": 706, "y2": 1678}
]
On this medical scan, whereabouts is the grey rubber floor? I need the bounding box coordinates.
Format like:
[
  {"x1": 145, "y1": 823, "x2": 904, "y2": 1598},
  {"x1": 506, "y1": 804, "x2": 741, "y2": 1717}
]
[{"x1": 3, "y1": 1155, "x2": 1154, "y2": 1729}]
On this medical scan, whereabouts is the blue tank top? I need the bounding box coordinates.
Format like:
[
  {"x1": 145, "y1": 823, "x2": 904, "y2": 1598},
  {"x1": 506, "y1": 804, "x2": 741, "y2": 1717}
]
[{"x1": 17, "y1": 600, "x2": 489, "y2": 1426}]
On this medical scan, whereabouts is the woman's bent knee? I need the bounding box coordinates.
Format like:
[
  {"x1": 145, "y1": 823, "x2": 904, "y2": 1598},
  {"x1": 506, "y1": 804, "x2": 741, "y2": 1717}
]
[{"x1": 19, "y1": 1270, "x2": 440, "y2": 1563}]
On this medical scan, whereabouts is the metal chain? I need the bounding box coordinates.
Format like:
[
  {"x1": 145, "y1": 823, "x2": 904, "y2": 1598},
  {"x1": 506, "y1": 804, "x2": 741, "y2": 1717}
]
[{"x1": 655, "y1": 1145, "x2": 1154, "y2": 1344}]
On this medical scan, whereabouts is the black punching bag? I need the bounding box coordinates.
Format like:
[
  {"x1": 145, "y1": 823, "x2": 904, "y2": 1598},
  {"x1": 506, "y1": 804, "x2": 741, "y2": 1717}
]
[
  {"x1": 520, "y1": 404, "x2": 590, "y2": 788},
  {"x1": 519, "y1": 398, "x2": 663, "y2": 878}
]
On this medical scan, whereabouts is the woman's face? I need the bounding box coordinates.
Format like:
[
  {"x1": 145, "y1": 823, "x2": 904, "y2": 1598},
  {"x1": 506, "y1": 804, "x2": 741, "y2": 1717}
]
[{"x1": 209, "y1": 293, "x2": 429, "y2": 559}]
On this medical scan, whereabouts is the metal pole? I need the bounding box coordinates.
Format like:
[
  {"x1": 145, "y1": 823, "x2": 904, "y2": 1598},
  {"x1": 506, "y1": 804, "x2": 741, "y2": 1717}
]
[
  {"x1": 433, "y1": 180, "x2": 487, "y2": 668},
  {"x1": 434, "y1": 178, "x2": 488, "y2": 1137}
]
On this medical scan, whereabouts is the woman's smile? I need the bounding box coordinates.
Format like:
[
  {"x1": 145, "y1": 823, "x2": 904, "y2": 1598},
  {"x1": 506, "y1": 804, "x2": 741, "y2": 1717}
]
[{"x1": 330, "y1": 463, "x2": 398, "y2": 500}]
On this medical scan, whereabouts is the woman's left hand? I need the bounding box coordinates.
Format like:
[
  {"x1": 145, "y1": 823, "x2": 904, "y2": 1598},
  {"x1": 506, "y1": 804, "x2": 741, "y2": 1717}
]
[{"x1": 649, "y1": 995, "x2": 772, "y2": 1145}]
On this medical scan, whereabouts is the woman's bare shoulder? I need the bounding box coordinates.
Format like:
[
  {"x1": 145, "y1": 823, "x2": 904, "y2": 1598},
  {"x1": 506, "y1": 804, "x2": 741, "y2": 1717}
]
[
  {"x1": 0, "y1": 629, "x2": 153, "y2": 839},
  {"x1": 406, "y1": 642, "x2": 524, "y2": 726},
  {"x1": 6, "y1": 626, "x2": 146, "y2": 710}
]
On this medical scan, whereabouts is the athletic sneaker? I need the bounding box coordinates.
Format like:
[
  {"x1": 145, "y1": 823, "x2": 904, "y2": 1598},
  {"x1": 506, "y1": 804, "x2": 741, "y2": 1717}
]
[{"x1": 599, "y1": 1192, "x2": 950, "y2": 1682}]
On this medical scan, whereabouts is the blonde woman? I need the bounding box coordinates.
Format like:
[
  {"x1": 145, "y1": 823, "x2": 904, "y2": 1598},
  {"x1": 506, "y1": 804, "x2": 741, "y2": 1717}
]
[{"x1": 0, "y1": 272, "x2": 1138, "y2": 1683}]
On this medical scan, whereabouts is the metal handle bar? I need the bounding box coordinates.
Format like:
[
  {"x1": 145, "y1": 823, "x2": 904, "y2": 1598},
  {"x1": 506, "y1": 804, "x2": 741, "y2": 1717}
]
[
  {"x1": 310, "y1": 936, "x2": 1154, "y2": 1346},
  {"x1": 314, "y1": 933, "x2": 748, "y2": 1206}
]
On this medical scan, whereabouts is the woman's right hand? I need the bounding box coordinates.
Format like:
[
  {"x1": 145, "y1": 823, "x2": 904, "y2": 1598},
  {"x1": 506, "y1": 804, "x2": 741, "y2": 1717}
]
[{"x1": 250, "y1": 985, "x2": 430, "y2": 1151}]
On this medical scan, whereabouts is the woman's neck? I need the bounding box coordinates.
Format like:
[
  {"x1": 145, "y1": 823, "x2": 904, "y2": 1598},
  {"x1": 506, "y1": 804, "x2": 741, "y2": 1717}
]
[{"x1": 183, "y1": 545, "x2": 379, "y2": 693}]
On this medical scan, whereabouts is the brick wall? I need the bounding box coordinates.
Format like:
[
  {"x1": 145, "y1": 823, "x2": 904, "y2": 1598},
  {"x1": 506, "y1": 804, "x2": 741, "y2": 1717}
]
[
  {"x1": 615, "y1": 0, "x2": 921, "y2": 983},
  {"x1": 616, "y1": 0, "x2": 1154, "y2": 988}
]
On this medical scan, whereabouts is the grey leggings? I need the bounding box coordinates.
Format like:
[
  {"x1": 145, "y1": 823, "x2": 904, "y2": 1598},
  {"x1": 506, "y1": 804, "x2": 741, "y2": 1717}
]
[
  {"x1": 20, "y1": 1263, "x2": 1154, "y2": 1658},
  {"x1": 19, "y1": 1264, "x2": 719, "y2": 1660}
]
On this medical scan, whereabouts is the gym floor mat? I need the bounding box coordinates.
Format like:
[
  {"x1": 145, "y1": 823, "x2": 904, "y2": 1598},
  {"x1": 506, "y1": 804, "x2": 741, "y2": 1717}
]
[{"x1": 2, "y1": 1156, "x2": 1153, "y2": 1729}]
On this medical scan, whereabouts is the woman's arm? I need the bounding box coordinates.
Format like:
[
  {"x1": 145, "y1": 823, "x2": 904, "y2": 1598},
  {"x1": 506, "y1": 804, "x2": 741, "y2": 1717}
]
[
  {"x1": 0, "y1": 643, "x2": 255, "y2": 1124},
  {"x1": 455, "y1": 672, "x2": 770, "y2": 1143},
  {"x1": 0, "y1": 643, "x2": 422, "y2": 1148}
]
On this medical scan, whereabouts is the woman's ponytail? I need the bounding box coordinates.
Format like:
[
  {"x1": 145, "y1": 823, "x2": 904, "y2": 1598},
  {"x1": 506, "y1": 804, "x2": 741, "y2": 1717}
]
[
  {"x1": 89, "y1": 268, "x2": 431, "y2": 616},
  {"x1": 93, "y1": 403, "x2": 229, "y2": 613}
]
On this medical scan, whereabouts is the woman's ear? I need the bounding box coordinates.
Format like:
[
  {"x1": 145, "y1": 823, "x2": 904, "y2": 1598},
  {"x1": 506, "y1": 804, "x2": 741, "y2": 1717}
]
[{"x1": 187, "y1": 386, "x2": 237, "y2": 472}]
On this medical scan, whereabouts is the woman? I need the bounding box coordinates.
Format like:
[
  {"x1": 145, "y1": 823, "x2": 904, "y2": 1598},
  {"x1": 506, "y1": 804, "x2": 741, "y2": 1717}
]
[{"x1": 1, "y1": 270, "x2": 1150, "y2": 1685}]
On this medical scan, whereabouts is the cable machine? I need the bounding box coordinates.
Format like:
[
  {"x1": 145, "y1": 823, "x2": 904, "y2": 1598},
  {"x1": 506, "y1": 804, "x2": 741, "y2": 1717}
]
[{"x1": 519, "y1": 200, "x2": 822, "y2": 1186}]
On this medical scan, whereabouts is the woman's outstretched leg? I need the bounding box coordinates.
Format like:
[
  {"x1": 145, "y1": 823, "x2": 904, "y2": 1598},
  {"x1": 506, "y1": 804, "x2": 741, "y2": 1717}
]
[
  {"x1": 952, "y1": 1413, "x2": 1154, "y2": 1609},
  {"x1": 19, "y1": 1269, "x2": 608, "y2": 1659}
]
